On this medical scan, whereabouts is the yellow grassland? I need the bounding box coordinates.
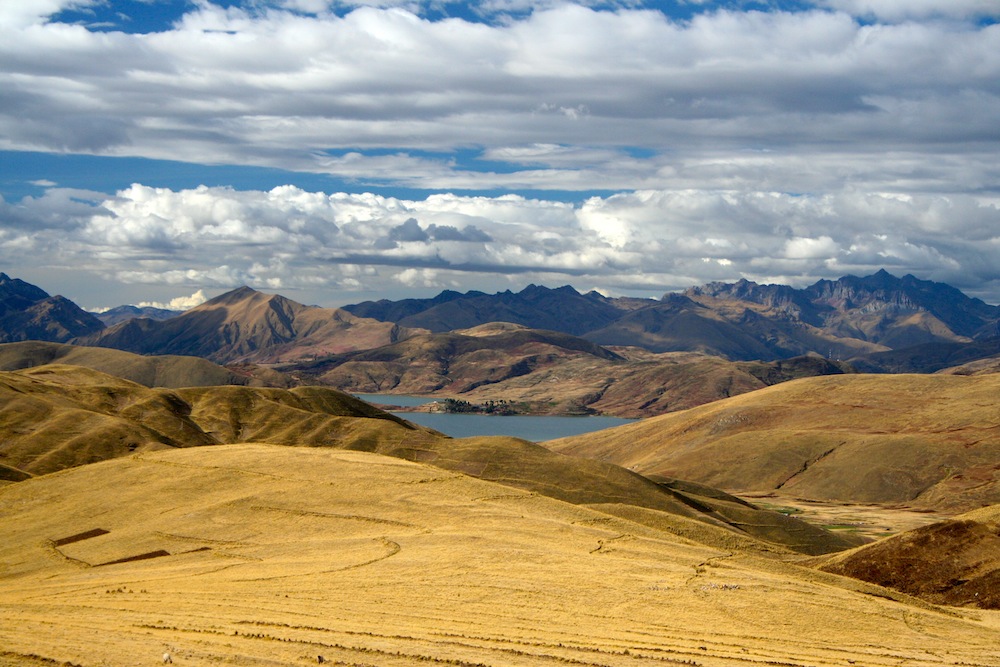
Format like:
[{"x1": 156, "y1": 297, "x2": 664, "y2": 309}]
[{"x1": 1, "y1": 444, "x2": 999, "y2": 667}]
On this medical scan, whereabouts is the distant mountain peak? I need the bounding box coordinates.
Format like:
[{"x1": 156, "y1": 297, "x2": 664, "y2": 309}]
[
  {"x1": 202, "y1": 285, "x2": 263, "y2": 306},
  {"x1": 0, "y1": 274, "x2": 103, "y2": 343}
]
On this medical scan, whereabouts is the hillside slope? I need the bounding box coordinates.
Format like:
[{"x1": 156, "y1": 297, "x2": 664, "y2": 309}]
[
  {"x1": 0, "y1": 444, "x2": 997, "y2": 667},
  {"x1": 815, "y1": 504, "x2": 1000, "y2": 609},
  {"x1": 77, "y1": 286, "x2": 420, "y2": 363},
  {"x1": 295, "y1": 322, "x2": 851, "y2": 417},
  {"x1": 548, "y1": 373, "x2": 1000, "y2": 513},
  {"x1": 0, "y1": 364, "x2": 855, "y2": 555},
  {"x1": 0, "y1": 341, "x2": 299, "y2": 388}
]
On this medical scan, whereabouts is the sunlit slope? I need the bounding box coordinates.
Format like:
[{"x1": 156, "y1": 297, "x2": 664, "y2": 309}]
[
  {"x1": 814, "y1": 504, "x2": 1000, "y2": 609},
  {"x1": 79, "y1": 286, "x2": 418, "y2": 363},
  {"x1": 0, "y1": 365, "x2": 416, "y2": 476},
  {"x1": 0, "y1": 340, "x2": 298, "y2": 388},
  {"x1": 0, "y1": 364, "x2": 856, "y2": 554},
  {"x1": 548, "y1": 374, "x2": 1000, "y2": 512},
  {"x1": 1, "y1": 444, "x2": 997, "y2": 667}
]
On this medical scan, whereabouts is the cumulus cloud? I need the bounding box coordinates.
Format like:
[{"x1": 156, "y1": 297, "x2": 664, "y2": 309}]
[
  {"x1": 0, "y1": 4, "x2": 997, "y2": 196},
  {"x1": 137, "y1": 289, "x2": 210, "y2": 311},
  {"x1": 3, "y1": 183, "x2": 1000, "y2": 304},
  {"x1": 2, "y1": 2, "x2": 999, "y2": 304}
]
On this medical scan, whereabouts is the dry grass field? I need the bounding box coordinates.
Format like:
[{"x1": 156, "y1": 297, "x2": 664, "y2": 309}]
[{"x1": 2, "y1": 444, "x2": 999, "y2": 667}]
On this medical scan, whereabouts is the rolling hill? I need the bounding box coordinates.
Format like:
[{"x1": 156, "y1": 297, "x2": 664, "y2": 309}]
[
  {"x1": 815, "y1": 504, "x2": 1000, "y2": 609},
  {"x1": 0, "y1": 341, "x2": 300, "y2": 389},
  {"x1": 547, "y1": 373, "x2": 1000, "y2": 513},
  {"x1": 0, "y1": 363, "x2": 856, "y2": 555},
  {"x1": 0, "y1": 443, "x2": 997, "y2": 667}
]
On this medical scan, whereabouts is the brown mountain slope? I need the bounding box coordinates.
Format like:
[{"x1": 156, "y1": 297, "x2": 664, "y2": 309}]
[
  {"x1": 77, "y1": 286, "x2": 420, "y2": 363},
  {"x1": 547, "y1": 373, "x2": 1000, "y2": 513},
  {"x1": 0, "y1": 340, "x2": 300, "y2": 388},
  {"x1": 0, "y1": 364, "x2": 858, "y2": 555},
  {"x1": 815, "y1": 504, "x2": 1000, "y2": 609},
  {"x1": 2, "y1": 444, "x2": 997, "y2": 667},
  {"x1": 300, "y1": 322, "x2": 851, "y2": 417},
  {"x1": 0, "y1": 273, "x2": 105, "y2": 343}
]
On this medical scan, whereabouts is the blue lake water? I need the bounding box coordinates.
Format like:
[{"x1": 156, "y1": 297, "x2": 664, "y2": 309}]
[{"x1": 354, "y1": 394, "x2": 635, "y2": 442}]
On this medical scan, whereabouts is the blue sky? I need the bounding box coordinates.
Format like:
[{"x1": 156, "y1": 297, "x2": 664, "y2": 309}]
[{"x1": 1, "y1": 0, "x2": 999, "y2": 310}]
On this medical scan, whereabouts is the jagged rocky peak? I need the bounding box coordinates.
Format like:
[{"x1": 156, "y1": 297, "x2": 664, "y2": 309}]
[
  {"x1": 684, "y1": 277, "x2": 814, "y2": 321},
  {"x1": 808, "y1": 270, "x2": 964, "y2": 313}
]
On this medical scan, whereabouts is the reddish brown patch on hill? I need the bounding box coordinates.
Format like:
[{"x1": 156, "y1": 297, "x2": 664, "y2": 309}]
[{"x1": 820, "y1": 519, "x2": 1000, "y2": 609}]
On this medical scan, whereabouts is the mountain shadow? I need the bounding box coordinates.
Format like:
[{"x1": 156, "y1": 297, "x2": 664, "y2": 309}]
[{"x1": 0, "y1": 273, "x2": 104, "y2": 343}]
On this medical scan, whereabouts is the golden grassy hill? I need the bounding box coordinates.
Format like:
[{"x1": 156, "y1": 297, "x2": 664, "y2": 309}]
[
  {"x1": 0, "y1": 341, "x2": 299, "y2": 388},
  {"x1": 547, "y1": 373, "x2": 1000, "y2": 513},
  {"x1": 0, "y1": 364, "x2": 414, "y2": 476},
  {"x1": 0, "y1": 364, "x2": 856, "y2": 555},
  {"x1": 1, "y1": 444, "x2": 998, "y2": 667}
]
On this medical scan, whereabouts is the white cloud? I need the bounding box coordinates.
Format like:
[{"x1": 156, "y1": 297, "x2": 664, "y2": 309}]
[
  {"x1": 783, "y1": 236, "x2": 839, "y2": 259},
  {"x1": 4, "y1": 182, "x2": 1000, "y2": 304},
  {"x1": 0, "y1": 5, "x2": 997, "y2": 195},
  {"x1": 0, "y1": 0, "x2": 93, "y2": 29},
  {"x1": 2, "y1": 3, "x2": 999, "y2": 304},
  {"x1": 137, "y1": 289, "x2": 209, "y2": 311}
]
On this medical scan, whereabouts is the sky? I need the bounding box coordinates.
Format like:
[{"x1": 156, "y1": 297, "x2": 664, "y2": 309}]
[{"x1": 1, "y1": 0, "x2": 999, "y2": 311}]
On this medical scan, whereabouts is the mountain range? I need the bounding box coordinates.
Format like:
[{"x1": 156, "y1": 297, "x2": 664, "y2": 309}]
[
  {"x1": 4, "y1": 269, "x2": 998, "y2": 365},
  {"x1": 1, "y1": 270, "x2": 999, "y2": 417},
  {"x1": 346, "y1": 269, "x2": 1000, "y2": 361}
]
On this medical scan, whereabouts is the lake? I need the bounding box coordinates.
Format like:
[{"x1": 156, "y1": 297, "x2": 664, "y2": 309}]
[{"x1": 354, "y1": 394, "x2": 635, "y2": 441}]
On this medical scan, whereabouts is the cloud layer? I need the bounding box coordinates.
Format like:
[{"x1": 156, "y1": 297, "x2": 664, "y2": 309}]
[
  {"x1": 3, "y1": 184, "x2": 998, "y2": 304},
  {"x1": 1, "y1": 2, "x2": 998, "y2": 195},
  {"x1": 1, "y1": 1, "x2": 999, "y2": 305}
]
